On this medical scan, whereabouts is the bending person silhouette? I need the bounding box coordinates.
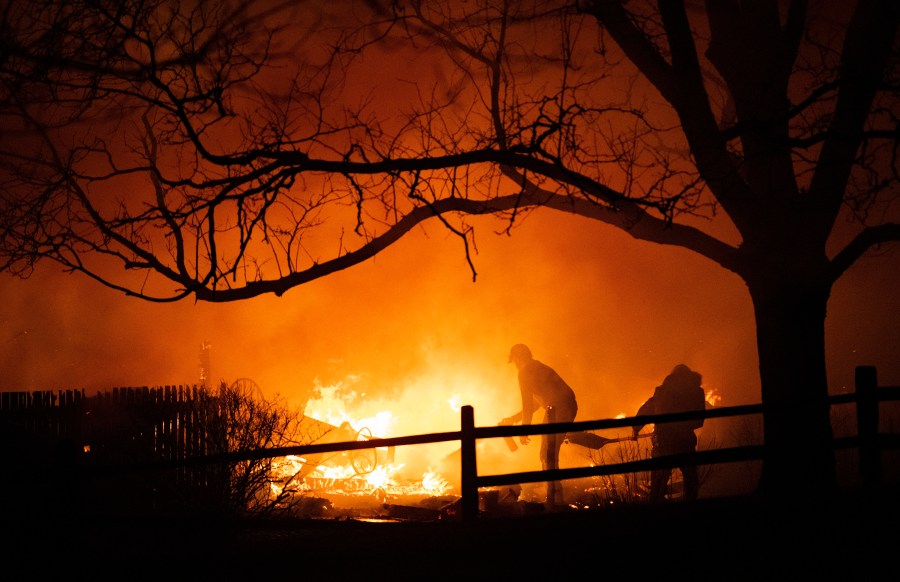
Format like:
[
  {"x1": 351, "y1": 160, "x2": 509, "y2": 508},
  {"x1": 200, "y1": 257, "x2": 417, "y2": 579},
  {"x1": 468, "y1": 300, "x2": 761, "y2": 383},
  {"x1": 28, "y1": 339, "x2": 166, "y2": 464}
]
[
  {"x1": 501, "y1": 343, "x2": 607, "y2": 505},
  {"x1": 633, "y1": 364, "x2": 707, "y2": 502}
]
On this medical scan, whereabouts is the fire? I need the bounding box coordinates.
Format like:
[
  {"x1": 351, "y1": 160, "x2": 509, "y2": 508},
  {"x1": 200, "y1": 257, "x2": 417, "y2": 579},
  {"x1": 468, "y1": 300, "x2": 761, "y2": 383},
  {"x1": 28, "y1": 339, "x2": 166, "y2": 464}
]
[
  {"x1": 303, "y1": 381, "x2": 397, "y2": 436},
  {"x1": 446, "y1": 394, "x2": 463, "y2": 411},
  {"x1": 422, "y1": 469, "x2": 452, "y2": 495},
  {"x1": 267, "y1": 380, "x2": 454, "y2": 509}
]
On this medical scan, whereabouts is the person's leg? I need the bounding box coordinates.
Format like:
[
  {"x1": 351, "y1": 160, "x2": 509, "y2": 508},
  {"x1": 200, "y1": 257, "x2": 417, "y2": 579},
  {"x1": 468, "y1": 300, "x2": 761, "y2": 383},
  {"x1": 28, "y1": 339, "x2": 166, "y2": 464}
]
[
  {"x1": 540, "y1": 431, "x2": 555, "y2": 470},
  {"x1": 649, "y1": 467, "x2": 670, "y2": 502},
  {"x1": 679, "y1": 432, "x2": 700, "y2": 500},
  {"x1": 648, "y1": 437, "x2": 672, "y2": 502},
  {"x1": 542, "y1": 431, "x2": 564, "y2": 505},
  {"x1": 541, "y1": 406, "x2": 565, "y2": 505},
  {"x1": 681, "y1": 464, "x2": 699, "y2": 501}
]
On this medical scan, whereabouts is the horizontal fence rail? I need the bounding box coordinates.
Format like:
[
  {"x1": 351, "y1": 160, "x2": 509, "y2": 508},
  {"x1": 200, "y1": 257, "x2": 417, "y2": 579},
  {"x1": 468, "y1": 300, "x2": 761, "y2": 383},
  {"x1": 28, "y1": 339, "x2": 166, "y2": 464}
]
[{"x1": 2, "y1": 366, "x2": 898, "y2": 522}]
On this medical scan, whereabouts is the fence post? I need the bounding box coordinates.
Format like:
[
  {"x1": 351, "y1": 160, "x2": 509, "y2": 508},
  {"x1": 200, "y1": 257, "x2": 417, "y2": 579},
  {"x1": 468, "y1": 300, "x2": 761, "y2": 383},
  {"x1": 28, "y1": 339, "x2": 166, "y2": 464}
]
[
  {"x1": 460, "y1": 405, "x2": 478, "y2": 522},
  {"x1": 545, "y1": 406, "x2": 560, "y2": 507},
  {"x1": 855, "y1": 365, "x2": 881, "y2": 487}
]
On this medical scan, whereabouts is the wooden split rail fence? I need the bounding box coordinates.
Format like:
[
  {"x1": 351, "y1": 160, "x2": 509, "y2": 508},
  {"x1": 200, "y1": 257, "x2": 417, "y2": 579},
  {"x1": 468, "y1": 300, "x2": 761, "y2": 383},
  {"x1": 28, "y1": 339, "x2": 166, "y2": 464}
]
[{"x1": 2, "y1": 366, "x2": 899, "y2": 522}]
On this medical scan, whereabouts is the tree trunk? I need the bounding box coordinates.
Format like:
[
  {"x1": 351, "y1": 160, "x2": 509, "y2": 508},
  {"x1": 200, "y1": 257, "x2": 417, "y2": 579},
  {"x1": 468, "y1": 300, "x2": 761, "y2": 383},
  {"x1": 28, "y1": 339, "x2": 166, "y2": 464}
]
[{"x1": 749, "y1": 279, "x2": 837, "y2": 504}]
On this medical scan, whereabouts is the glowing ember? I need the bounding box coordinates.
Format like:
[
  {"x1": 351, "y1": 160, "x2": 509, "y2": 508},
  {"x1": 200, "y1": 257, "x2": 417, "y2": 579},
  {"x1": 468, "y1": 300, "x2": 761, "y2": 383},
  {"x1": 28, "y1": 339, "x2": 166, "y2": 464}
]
[
  {"x1": 266, "y1": 380, "x2": 454, "y2": 507},
  {"x1": 421, "y1": 470, "x2": 451, "y2": 495}
]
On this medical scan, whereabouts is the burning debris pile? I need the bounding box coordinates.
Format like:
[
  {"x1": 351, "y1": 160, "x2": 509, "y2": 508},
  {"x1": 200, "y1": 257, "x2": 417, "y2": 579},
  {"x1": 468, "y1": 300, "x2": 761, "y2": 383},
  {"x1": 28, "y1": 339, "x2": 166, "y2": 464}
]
[
  {"x1": 255, "y1": 377, "x2": 726, "y2": 521},
  {"x1": 267, "y1": 416, "x2": 457, "y2": 518},
  {"x1": 256, "y1": 381, "x2": 622, "y2": 521},
  {"x1": 264, "y1": 383, "x2": 460, "y2": 521}
]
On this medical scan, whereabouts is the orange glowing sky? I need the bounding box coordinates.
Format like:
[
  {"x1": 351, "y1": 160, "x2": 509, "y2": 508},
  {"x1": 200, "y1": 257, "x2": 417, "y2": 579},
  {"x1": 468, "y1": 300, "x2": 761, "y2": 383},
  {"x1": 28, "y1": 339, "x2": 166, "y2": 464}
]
[
  {"x1": 2, "y1": 208, "x2": 897, "y2": 435},
  {"x1": 0, "y1": 2, "x2": 897, "y2": 477}
]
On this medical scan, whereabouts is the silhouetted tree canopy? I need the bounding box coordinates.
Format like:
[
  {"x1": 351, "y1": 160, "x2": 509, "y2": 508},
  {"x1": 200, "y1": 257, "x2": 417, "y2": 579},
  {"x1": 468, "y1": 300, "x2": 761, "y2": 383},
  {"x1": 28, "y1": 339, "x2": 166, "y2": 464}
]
[{"x1": 1, "y1": 0, "x2": 897, "y2": 498}]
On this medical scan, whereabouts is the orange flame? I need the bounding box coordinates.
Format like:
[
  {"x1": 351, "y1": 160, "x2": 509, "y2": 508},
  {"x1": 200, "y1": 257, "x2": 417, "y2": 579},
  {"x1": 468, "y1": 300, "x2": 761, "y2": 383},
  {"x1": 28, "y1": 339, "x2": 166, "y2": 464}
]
[{"x1": 267, "y1": 379, "x2": 454, "y2": 506}]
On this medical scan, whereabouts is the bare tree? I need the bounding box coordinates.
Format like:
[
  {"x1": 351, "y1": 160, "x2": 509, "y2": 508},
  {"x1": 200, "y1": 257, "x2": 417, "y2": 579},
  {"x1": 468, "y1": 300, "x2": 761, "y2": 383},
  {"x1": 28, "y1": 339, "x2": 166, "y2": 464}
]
[{"x1": 1, "y1": 0, "x2": 897, "y2": 500}]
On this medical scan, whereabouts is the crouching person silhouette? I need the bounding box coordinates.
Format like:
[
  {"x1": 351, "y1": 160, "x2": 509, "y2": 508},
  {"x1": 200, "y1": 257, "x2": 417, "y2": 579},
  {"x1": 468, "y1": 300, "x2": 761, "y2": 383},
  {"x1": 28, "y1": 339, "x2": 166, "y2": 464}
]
[{"x1": 633, "y1": 364, "x2": 706, "y2": 502}]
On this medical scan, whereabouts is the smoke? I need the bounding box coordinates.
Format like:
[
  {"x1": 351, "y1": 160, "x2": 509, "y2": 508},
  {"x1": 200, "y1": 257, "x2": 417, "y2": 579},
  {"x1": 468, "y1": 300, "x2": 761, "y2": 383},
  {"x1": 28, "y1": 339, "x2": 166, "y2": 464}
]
[{"x1": 0, "y1": 211, "x2": 897, "y2": 434}]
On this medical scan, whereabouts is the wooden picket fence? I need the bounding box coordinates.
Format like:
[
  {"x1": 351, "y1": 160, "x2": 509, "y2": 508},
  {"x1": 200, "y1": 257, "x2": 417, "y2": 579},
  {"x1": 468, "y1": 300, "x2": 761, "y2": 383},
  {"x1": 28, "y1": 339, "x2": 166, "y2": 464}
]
[{"x1": 0, "y1": 385, "x2": 229, "y2": 516}]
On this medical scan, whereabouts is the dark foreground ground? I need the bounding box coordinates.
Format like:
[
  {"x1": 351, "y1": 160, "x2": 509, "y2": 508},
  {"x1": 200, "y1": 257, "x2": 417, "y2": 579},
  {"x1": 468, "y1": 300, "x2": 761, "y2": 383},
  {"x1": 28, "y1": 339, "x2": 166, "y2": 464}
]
[{"x1": 6, "y1": 486, "x2": 899, "y2": 580}]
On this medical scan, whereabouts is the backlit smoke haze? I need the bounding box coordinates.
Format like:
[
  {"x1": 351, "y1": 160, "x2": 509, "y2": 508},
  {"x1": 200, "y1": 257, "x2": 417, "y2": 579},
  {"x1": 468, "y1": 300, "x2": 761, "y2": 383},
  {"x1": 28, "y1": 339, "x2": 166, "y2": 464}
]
[
  {"x1": 1, "y1": 0, "x2": 896, "y2": 448},
  {"x1": 2, "y1": 209, "x2": 897, "y2": 430}
]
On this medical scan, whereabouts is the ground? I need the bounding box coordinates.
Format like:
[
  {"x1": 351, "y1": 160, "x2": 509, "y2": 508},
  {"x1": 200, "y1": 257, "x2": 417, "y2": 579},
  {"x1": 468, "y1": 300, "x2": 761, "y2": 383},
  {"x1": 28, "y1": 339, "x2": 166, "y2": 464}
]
[{"x1": 6, "y1": 486, "x2": 898, "y2": 580}]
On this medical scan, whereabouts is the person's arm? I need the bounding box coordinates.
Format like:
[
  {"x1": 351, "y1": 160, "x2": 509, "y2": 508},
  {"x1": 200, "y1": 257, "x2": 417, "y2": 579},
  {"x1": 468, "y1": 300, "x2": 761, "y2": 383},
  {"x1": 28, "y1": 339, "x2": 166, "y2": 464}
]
[
  {"x1": 498, "y1": 413, "x2": 521, "y2": 452},
  {"x1": 500, "y1": 412, "x2": 522, "y2": 424},
  {"x1": 633, "y1": 395, "x2": 656, "y2": 439},
  {"x1": 519, "y1": 375, "x2": 535, "y2": 445}
]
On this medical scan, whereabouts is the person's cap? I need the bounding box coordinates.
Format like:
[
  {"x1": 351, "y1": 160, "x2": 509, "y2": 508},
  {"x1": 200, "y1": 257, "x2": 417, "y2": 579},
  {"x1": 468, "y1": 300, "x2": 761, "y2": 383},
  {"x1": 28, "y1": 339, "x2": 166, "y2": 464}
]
[{"x1": 508, "y1": 343, "x2": 532, "y2": 363}]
